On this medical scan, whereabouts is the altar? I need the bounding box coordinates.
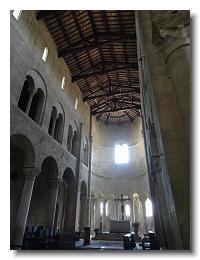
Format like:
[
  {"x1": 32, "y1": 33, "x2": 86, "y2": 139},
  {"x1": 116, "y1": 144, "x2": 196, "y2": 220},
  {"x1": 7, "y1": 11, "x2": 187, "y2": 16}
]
[{"x1": 110, "y1": 220, "x2": 131, "y2": 233}]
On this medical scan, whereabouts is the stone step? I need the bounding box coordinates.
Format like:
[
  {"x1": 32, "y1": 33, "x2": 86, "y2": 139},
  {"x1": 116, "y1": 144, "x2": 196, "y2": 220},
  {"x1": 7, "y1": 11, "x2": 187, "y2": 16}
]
[{"x1": 92, "y1": 232, "x2": 126, "y2": 241}]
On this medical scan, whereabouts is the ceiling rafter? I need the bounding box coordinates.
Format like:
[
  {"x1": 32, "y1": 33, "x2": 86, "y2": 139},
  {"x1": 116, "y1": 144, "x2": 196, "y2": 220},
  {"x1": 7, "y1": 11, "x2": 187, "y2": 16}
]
[
  {"x1": 72, "y1": 62, "x2": 138, "y2": 82},
  {"x1": 37, "y1": 10, "x2": 140, "y2": 124}
]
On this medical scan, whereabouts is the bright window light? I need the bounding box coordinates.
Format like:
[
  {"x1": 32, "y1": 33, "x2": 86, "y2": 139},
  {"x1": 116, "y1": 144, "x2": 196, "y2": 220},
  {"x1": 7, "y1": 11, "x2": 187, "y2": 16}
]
[
  {"x1": 125, "y1": 204, "x2": 130, "y2": 217},
  {"x1": 13, "y1": 10, "x2": 22, "y2": 20},
  {"x1": 61, "y1": 76, "x2": 65, "y2": 90},
  {"x1": 75, "y1": 98, "x2": 78, "y2": 110},
  {"x1": 145, "y1": 198, "x2": 153, "y2": 217},
  {"x1": 114, "y1": 144, "x2": 129, "y2": 164},
  {"x1": 100, "y1": 202, "x2": 103, "y2": 216},
  {"x1": 105, "y1": 202, "x2": 108, "y2": 216},
  {"x1": 42, "y1": 46, "x2": 48, "y2": 62}
]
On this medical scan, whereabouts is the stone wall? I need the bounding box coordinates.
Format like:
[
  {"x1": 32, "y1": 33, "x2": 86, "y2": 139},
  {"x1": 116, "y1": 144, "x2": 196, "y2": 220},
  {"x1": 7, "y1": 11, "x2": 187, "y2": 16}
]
[
  {"x1": 136, "y1": 10, "x2": 190, "y2": 250},
  {"x1": 10, "y1": 10, "x2": 90, "y2": 245}
]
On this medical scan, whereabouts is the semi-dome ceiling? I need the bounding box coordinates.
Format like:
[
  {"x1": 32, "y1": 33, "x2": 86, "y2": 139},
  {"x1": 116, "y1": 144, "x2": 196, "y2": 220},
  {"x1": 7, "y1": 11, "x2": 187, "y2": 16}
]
[{"x1": 36, "y1": 10, "x2": 141, "y2": 125}]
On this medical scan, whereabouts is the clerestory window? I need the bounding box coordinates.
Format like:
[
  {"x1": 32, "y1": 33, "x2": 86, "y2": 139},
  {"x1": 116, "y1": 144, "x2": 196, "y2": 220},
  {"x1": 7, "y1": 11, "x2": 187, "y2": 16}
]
[{"x1": 114, "y1": 143, "x2": 129, "y2": 164}]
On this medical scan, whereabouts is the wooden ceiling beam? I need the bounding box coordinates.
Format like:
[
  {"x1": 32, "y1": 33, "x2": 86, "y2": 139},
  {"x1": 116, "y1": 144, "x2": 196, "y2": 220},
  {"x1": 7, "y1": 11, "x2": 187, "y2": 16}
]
[
  {"x1": 58, "y1": 36, "x2": 135, "y2": 57},
  {"x1": 36, "y1": 11, "x2": 63, "y2": 20},
  {"x1": 124, "y1": 111, "x2": 134, "y2": 123},
  {"x1": 92, "y1": 105, "x2": 139, "y2": 115},
  {"x1": 72, "y1": 62, "x2": 138, "y2": 82},
  {"x1": 83, "y1": 89, "x2": 140, "y2": 102}
]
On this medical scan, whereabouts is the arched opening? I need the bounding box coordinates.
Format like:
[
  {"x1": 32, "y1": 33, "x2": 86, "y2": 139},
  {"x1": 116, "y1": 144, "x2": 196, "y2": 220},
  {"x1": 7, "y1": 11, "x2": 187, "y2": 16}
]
[
  {"x1": 105, "y1": 202, "x2": 109, "y2": 216},
  {"x1": 18, "y1": 76, "x2": 35, "y2": 113},
  {"x1": 48, "y1": 107, "x2": 57, "y2": 136},
  {"x1": 10, "y1": 134, "x2": 35, "y2": 244},
  {"x1": 28, "y1": 88, "x2": 45, "y2": 124},
  {"x1": 125, "y1": 204, "x2": 130, "y2": 218},
  {"x1": 71, "y1": 131, "x2": 79, "y2": 157},
  {"x1": 79, "y1": 181, "x2": 87, "y2": 232},
  {"x1": 61, "y1": 168, "x2": 76, "y2": 233},
  {"x1": 53, "y1": 182, "x2": 66, "y2": 233},
  {"x1": 54, "y1": 113, "x2": 64, "y2": 144},
  {"x1": 42, "y1": 46, "x2": 48, "y2": 62},
  {"x1": 83, "y1": 138, "x2": 89, "y2": 167},
  {"x1": 27, "y1": 157, "x2": 58, "y2": 229},
  {"x1": 18, "y1": 80, "x2": 30, "y2": 112},
  {"x1": 67, "y1": 125, "x2": 73, "y2": 152}
]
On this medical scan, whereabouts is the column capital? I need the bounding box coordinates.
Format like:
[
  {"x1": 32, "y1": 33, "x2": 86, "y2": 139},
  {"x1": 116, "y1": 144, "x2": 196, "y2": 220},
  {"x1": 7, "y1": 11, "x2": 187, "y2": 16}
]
[
  {"x1": 27, "y1": 86, "x2": 37, "y2": 96},
  {"x1": 23, "y1": 167, "x2": 40, "y2": 179}
]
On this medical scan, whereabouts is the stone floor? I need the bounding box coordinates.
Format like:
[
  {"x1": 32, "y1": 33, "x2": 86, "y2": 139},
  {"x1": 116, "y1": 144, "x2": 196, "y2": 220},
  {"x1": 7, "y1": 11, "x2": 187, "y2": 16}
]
[{"x1": 75, "y1": 239, "x2": 142, "y2": 250}]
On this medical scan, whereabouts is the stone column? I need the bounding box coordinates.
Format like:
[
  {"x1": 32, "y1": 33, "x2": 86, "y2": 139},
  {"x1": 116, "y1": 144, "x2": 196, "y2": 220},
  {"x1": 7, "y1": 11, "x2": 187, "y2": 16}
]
[
  {"x1": 95, "y1": 199, "x2": 101, "y2": 229},
  {"x1": 11, "y1": 167, "x2": 39, "y2": 248},
  {"x1": 74, "y1": 123, "x2": 83, "y2": 232},
  {"x1": 86, "y1": 112, "x2": 93, "y2": 227},
  {"x1": 115, "y1": 201, "x2": 119, "y2": 220},
  {"x1": 140, "y1": 197, "x2": 148, "y2": 234},
  {"x1": 102, "y1": 200, "x2": 107, "y2": 232},
  {"x1": 25, "y1": 87, "x2": 37, "y2": 114},
  {"x1": 130, "y1": 198, "x2": 134, "y2": 230},
  {"x1": 133, "y1": 195, "x2": 140, "y2": 223},
  {"x1": 47, "y1": 178, "x2": 59, "y2": 229},
  {"x1": 50, "y1": 115, "x2": 57, "y2": 137},
  {"x1": 158, "y1": 25, "x2": 190, "y2": 139}
]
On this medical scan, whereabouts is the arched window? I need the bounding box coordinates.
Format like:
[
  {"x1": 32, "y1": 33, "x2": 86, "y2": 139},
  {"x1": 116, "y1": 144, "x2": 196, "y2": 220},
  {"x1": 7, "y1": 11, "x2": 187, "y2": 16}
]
[
  {"x1": 114, "y1": 143, "x2": 129, "y2": 164},
  {"x1": 125, "y1": 204, "x2": 130, "y2": 217},
  {"x1": 100, "y1": 202, "x2": 103, "y2": 216},
  {"x1": 71, "y1": 131, "x2": 78, "y2": 157},
  {"x1": 83, "y1": 138, "x2": 89, "y2": 167},
  {"x1": 13, "y1": 10, "x2": 22, "y2": 20},
  {"x1": 75, "y1": 98, "x2": 78, "y2": 110},
  {"x1": 42, "y1": 46, "x2": 48, "y2": 62},
  {"x1": 18, "y1": 79, "x2": 30, "y2": 112},
  {"x1": 145, "y1": 198, "x2": 153, "y2": 217},
  {"x1": 48, "y1": 107, "x2": 57, "y2": 135},
  {"x1": 54, "y1": 114, "x2": 64, "y2": 144},
  {"x1": 61, "y1": 76, "x2": 65, "y2": 90},
  {"x1": 28, "y1": 88, "x2": 45, "y2": 124},
  {"x1": 105, "y1": 202, "x2": 109, "y2": 216},
  {"x1": 67, "y1": 125, "x2": 73, "y2": 151}
]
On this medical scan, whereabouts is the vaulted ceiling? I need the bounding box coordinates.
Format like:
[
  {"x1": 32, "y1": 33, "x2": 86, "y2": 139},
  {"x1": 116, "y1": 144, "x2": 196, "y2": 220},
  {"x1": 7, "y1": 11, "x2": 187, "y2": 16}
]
[{"x1": 36, "y1": 10, "x2": 140, "y2": 125}]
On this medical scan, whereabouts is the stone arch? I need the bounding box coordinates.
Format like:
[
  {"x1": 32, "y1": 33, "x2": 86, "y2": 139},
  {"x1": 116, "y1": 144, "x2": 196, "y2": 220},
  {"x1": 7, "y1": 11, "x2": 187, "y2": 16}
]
[
  {"x1": 10, "y1": 134, "x2": 35, "y2": 243},
  {"x1": 83, "y1": 137, "x2": 89, "y2": 167},
  {"x1": 28, "y1": 88, "x2": 45, "y2": 124},
  {"x1": 27, "y1": 156, "x2": 58, "y2": 229},
  {"x1": 79, "y1": 181, "x2": 87, "y2": 232},
  {"x1": 18, "y1": 75, "x2": 35, "y2": 113},
  {"x1": 71, "y1": 130, "x2": 79, "y2": 157},
  {"x1": 67, "y1": 124, "x2": 73, "y2": 152},
  {"x1": 57, "y1": 168, "x2": 76, "y2": 233},
  {"x1": 18, "y1": 69, "x2": 47, "y2": 125},
  {"x1": 48, "y1": 102, "x2": 65, "y2": 144},
  {"x1": 48, "y1": 106, "x2": 57, "y2": 135}
]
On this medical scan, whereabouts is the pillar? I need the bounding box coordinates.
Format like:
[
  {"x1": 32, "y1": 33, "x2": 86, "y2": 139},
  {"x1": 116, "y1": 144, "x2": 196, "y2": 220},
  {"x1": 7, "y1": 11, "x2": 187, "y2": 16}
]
[
  {"x1": 95, "y1": 199, "x2": 101, "y2": 229},
  {"x1": 25, "y1": 87, "x2": 37, "y2": 114},
  {"x1": 140, "y1": 197, "x2": 148, "y2": 234},
  {"x1": 115, "y1": 201, "x2": 119, "y2": 220},
  {"x1": 130, "y1": 198, "x2": 134, "y2": 229},
  {"x1": 11, "y1": 167, "x2": 39, "y2": 248},
  {"x1": 74, "y1": 123, "x2": 83, "y2": 232},
  {"x1": 86, "y1": 112, "x2": 93, "y2": 227},
  {"x1": 47, "y1": 179, "x2": 59, "y2": 229},
  {"x1": 102, "y1": 200, "x2": 107, "y2": 232},
  {"x1": 158, "y1": 25, "x2": 190, "y2": 138}
]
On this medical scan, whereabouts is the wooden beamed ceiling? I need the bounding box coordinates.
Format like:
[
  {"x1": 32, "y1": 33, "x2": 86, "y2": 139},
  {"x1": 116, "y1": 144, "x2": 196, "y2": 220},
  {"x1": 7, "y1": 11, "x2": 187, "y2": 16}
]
[{"x1": 37, "y1": 10, "x2": 141, "y2": 124}]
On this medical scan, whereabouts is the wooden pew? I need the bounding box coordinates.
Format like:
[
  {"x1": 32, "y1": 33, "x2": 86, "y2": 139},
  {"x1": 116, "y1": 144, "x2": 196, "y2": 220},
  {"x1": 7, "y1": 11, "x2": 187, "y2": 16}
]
[{"x1": 123, "y1": 233, "x2": 137, "y2": 250}]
